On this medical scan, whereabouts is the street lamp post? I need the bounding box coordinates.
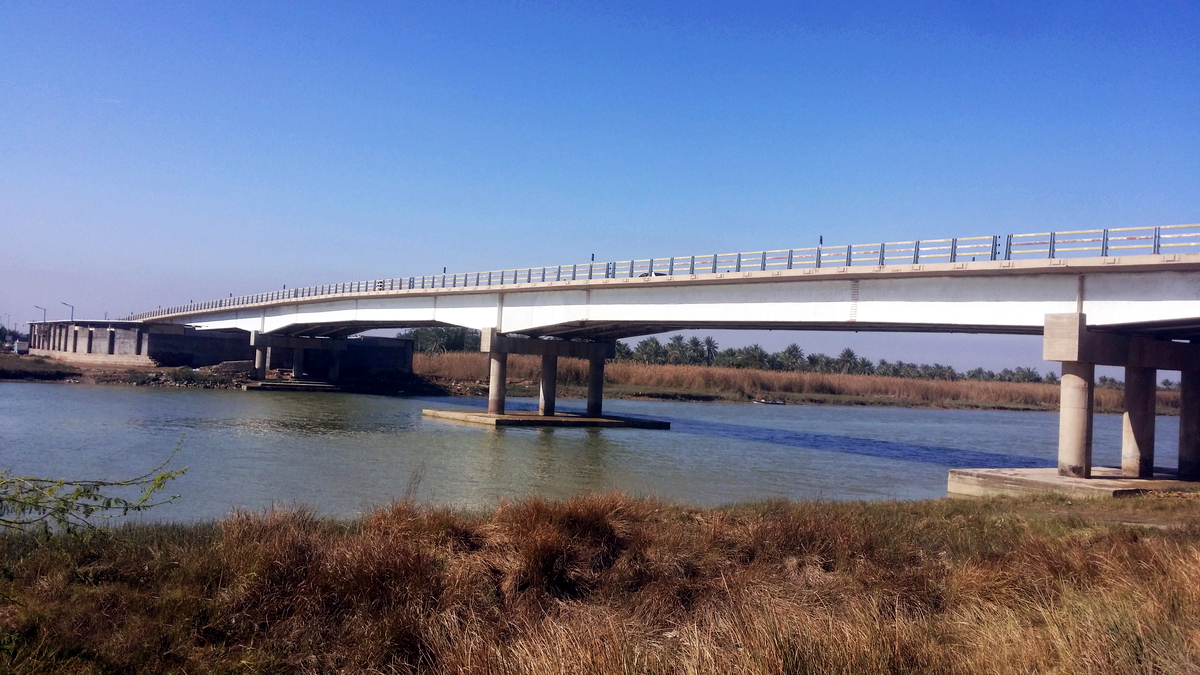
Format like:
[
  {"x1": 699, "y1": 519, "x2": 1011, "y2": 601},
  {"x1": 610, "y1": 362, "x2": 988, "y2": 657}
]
[
  {"x1": 33, "y1": 306, "x2": 46, "y2": 322},
  {"x1": 60, "y1": 302, "x2": 74, "y2": 322}
]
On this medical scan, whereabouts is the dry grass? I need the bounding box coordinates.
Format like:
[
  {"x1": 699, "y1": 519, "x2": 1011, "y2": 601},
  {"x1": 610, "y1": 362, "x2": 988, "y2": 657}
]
[
  {"x1": 2, "y1": 494, "x2": 1200, "y2": 673},
  {"x1": 413, "y1": 353, "x2": 1178, "y2": 412}
]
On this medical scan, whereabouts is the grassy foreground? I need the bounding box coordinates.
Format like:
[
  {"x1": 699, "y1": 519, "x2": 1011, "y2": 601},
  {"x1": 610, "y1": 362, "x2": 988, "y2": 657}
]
[
  {"x1": 414, "y1": 352, "x2": 1179, "y2": 414},
  {"x1": 2, "y1": 494, "x2": 1200, "y2": 673}
]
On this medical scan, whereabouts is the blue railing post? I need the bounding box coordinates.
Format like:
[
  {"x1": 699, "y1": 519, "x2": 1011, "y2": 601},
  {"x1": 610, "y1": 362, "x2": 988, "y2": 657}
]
[
  {"x1": 1048, "y1": 232, "x2": 1056, "y2": 258},
  {"x1": 786, "y1": 249, "x2": 793, "y2": 269},
  {"x1": 668, "y1": 257, "x2": 675, "y2": 275},
  {"x1": 912, "y1": 241, "x2": 920, "y2": 264},
  {"x1": 877, "y1": 243, "x2": 885, "y2": 266},
  {"x1": 1004, "y1": 235, "x2": 1013, "y2": 260},
  {"x1": 760, "y1": 252, "x2": 767, "y2": 271},
  {"x1": 1153, "y1": 227, "x2": 1161, "y2": 254},
  {"x1": 1101, "y1": 230, "x2": 1110, "y2": 257},
  {"x1": 845, "y1": 245, "x2": 852, "y2": 266},
  {"x1": 990, "y1": 235, "x2": 999, "y2": 261},
  {"x1": 735, "y1": 253, "x2": 741, "y2": 272},
  {"x1": 950, "y1": 238, "x2": 958, "y2": 263},
  {"x1": 629, "y1": 260, "x2": 635, "y2": 277},
  {"x1": 815, "y1": 247, "x2": 822, "y2": 268},
  {"x1": 711, "y1": 254, "x2": 718, "y2": 273}
]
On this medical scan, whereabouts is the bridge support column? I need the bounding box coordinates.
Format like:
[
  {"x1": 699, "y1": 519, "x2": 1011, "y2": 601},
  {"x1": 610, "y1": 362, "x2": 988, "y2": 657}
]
[
  {"x1": 587, "y1": 356, "x2": 605, "y2": 417},
  {"x1": 329, "y1": 352, "x2": 341, "y2": 382},
  {"x1": 539, "y1": 353, "x2": 558, "y2": 416},
  {"x1": 1122, "y1": 366, "x2": 1156, "y2": 478},
  {"x1": 251, "y1": 331, "x2": 266, "y2": 380},
  {"x1": 1180, "y1": 371, "x2": 1200, "y2": 479},
  {"x1": 292, "y1": 348, "x2": 305, "y2": 379},
  {"x1": 488, "y1": 350, "x2": 507, "y2": 414},
  {"x1": 1058, "y1": 361, "x2": 1095, "y2": 478}
]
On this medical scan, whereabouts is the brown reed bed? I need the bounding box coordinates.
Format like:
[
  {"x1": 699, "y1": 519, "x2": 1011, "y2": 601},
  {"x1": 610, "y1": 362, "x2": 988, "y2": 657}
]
[
  {"x1": 2, "y1": 493, "x2": 1200, "y2": 673},
  {"x1": 413, "y1": 353, "x2": 1178, "y2": 413}
]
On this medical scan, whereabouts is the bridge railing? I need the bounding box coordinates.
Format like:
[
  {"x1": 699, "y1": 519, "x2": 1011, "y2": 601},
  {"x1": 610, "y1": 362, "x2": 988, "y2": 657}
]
[{"x1": 124, "y1": 223, "x2": 1200, "y2": 320}]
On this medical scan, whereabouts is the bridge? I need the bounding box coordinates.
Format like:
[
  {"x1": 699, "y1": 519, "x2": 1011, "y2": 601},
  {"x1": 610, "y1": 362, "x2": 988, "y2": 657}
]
[{"x1": 32, "y1": 223, "x2": 1200, "y2": 485}]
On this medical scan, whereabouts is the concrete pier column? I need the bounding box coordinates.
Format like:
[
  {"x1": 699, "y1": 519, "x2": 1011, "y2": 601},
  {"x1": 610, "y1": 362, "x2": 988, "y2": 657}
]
[
  {"x1": 1122, "y1": 366, "x2": 1157, "y2": 477},
  {"x1": 487, "y1": 351, "x2": 508, "y2": 414},
  {"x1": 292, "y1": 348, "x2": 305, "y2": 379},
  {"x1": 250, "y1": 331, "x2": 266, "y2": 380},
  {"x1": 587, "y1": 356, "x2": 605, "y2": 418},
  {"x1": 328, "y1": 352, "x2": 341, "y2": 382},
  {"x1": 254, "y1": 349, "x2": 267, "y2": 380},
  {"x1": 539, "y1": 353, "x2": 558, "y2": 416},
  {"x1": 1057, "y1": 361, "x2": 1095, "y2": 478},
  {"x1": 1180, "y1": 371, "x2": 1200, "y2": 479}
]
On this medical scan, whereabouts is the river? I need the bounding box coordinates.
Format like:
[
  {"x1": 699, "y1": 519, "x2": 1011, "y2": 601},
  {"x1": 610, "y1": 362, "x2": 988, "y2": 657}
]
[{"x1": 0, "y1": 382, "x2": 1180, "y2": 521}]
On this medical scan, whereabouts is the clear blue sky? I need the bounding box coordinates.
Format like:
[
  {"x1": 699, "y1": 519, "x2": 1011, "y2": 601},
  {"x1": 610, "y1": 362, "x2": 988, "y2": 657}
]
[{"x1": 2, "y1": 1, "x2": 1196, "y2": 371}]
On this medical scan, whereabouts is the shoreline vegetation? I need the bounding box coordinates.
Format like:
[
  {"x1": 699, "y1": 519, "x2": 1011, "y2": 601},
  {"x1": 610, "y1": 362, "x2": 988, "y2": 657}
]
[{"x1": 3, "y1": 493, "x2": 1200, "y2": 673}]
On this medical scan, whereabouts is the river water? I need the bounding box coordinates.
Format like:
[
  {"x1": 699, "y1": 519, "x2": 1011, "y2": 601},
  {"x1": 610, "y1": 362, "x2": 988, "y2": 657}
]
[{"x1": 0, "y1": 382, "x2": 1180, "y2": 521}]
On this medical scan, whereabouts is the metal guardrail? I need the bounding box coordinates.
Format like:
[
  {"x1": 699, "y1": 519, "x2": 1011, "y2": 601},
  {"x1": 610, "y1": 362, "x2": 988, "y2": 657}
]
[{"x1": 125, "y1": 223, "x2": 1200, "y2": 320}]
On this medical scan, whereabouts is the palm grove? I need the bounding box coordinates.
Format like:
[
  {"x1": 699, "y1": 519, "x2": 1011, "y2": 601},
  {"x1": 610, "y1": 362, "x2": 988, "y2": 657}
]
[{"x1": 399, "y1": 327, "x2": 1059, "y2": 384}]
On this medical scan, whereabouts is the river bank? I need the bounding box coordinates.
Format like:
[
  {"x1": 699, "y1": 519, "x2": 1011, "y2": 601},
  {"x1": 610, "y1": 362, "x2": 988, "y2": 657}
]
[
  {"x1": 1, "y1": 492, "x2": 1198, "y2": 674},
  {"x1": 5, "y1": 352, "x2": 1178, "y2": 415}
]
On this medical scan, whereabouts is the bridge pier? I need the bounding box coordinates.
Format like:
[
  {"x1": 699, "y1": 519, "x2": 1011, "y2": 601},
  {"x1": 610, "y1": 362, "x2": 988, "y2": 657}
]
[
  {"x1": 539, "y1": 353, "x2": 558, "y2": 416},
  {"x1": 292, "y1": 347, "x2": 306, "y2": 379},
  {"x1": 249, "y1": 332, "x2": 348, "y2": 383},
  {"x1": 1045, "y1": 314, "x2": 1200, "y2": 480},
  {"x1": 1180, "y1": 370, "x2": 1200, "y2": 479},
  {"x1": 1057, "y1": 360, "x2": 1094, "y2": 478},
  {"x1": 251, "y1": 331, "x2": 267, "y2": 380},
  {"x1": 1122, "y1": 366, "x2": 1157, "y2": 478},
  {"x1": 482, "y1": 330, "x2": 615, "y2": 418},
  {"x1": 488, "y1": 351, "x2": 508, "y2": 414},
  {"x1": 587, "y1": 356, "x2": 605, "y2": 417}
]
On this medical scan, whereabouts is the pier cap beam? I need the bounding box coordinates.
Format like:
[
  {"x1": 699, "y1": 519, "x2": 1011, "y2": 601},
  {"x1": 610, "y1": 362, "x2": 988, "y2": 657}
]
[
  {"x1": 481, "y1": 330, "x2": 616, "y2": 360},
  {"x1": 249, "y1": 333, "x2": 348, "y2": 351},
  {"x1": 1043, "y1": 313, "x2": 1200, "y2": 371}
]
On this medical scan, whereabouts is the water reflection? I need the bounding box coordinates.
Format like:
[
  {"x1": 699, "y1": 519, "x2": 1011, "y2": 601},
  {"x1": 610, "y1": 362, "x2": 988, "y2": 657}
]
[{"x1": 430, "y1": 395, "x2": 1054, "y2": 469}]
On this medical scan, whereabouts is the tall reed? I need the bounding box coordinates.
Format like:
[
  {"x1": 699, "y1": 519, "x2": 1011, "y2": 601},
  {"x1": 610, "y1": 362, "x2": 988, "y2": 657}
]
[{"x1": 413, "y1": 352, "x2": 1178, "y2": 411}]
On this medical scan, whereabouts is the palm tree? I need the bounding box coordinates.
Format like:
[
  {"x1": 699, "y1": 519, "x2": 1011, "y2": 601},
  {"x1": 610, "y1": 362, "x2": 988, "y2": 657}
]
[
  {"x1": 634, "y1": 337, "x2": 667, "y2": 365},
  {"x1": 686, "y1": 336, "x2": 704, "y2": 365},
  {"x1": 666, "y1": 335, "x2": 687, "y2": 365},
  {"x1": 739, "y1": 344, "x2": 770, "y2": 369},
  {"x1": 836, "y1": 348, "x2": 858, "y2": 373},
  {"x1": 780, "y1": 343, "x2": 804, "y2": 371},
  {"x1": 702, "y1": 336, "x2": 719, "y2": 366}
]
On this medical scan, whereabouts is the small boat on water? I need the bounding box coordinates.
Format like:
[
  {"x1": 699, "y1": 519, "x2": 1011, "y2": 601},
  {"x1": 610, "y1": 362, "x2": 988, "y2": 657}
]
[{"x1": 752, "y1": 398, "x2": 786, "y2": 405}]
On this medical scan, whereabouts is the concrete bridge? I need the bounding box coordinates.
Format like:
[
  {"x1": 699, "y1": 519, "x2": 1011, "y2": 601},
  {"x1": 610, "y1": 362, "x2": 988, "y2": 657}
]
[{"x1": 42, "y1": 224, "x2": 1200, "y2": 483}]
